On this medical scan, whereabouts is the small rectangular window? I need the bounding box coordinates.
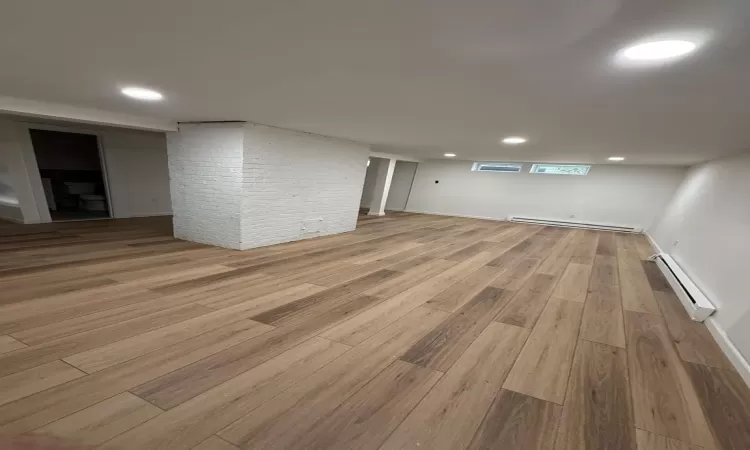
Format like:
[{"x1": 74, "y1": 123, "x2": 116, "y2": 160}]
[
  {"x1": 471, "y1": 162, "x2": 523, "y2": 173},
  {"x1": 530, "y1": 164, "x2": 591, "y2": 176}
]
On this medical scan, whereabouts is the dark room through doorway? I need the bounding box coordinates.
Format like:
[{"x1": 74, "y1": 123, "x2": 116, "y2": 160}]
[{"x1": 29, "y1": 128, "x2": 111, "y2": 221}]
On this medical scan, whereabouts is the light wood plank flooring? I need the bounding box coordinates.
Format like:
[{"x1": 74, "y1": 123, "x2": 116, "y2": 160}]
[{"x1": 0, "y1": 213, "x2": 749, "y2": 450}]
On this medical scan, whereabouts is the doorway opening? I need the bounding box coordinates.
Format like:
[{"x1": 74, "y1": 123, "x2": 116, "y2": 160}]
[
  {"x1": 359, "y1": 158, "x2": 418, "y2": 216},
  {"x1": 385, "y1": 161, "x2": 418, "y2": 212},
  {"x1": 29, "y1": 128, "x2": 112, "y2": 221}
]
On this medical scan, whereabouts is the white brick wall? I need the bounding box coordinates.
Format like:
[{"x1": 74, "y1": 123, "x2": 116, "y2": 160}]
[
  {"x1": 167, "y1": 122, "x2": 369, "y2": 250},
  {"x1": 168, "y1": 123, "x2": 244, "y2": 249},
  {"x1": 241, "y1": 124, "x2": 369, "y2": 249}
]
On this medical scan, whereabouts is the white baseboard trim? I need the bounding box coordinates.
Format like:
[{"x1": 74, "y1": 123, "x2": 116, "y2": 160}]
[
  {"x1": 403, "y1": 210, "x2": 509, "y2": 223},
  {"x1": 406, "y1": 210, "x2": 647, "y2": 231},
  {"x1": 704, "y1": 318, "x2": 750, "y2": 386},
  {"x1": 644, "y1": 231, "x2": 663, "y2": 255}
]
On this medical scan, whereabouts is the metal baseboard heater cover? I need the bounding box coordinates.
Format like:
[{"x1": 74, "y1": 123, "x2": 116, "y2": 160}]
[
  {"x1": 507, "y1": 216, "x2": 642, "y2": 233},
  {"x1": 650, "y1": 253, "x2": 716, "y2": 322}
]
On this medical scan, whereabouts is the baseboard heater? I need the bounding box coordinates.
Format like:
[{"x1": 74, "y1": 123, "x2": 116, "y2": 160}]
[
  {"x1": 507, "y1": 216, "x2": 642, "y2": 233},
  {"x1": 649, "y1": 253, "x2": 715, "y2": 322}
]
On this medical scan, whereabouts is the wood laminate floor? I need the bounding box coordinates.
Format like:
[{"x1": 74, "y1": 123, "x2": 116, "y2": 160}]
[{"x1": 0, "y1": 213, "x2": 749, "y2": 450}]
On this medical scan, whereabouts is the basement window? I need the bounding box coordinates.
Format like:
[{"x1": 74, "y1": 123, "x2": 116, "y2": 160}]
[
  {"x1": 530, "y1": 164, "x2": 591, "y2": 176},
  {"x1": 471, "y1": 162, "x2": 523, "y2": 173}
]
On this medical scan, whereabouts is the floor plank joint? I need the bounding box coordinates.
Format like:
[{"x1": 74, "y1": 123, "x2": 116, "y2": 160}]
[{"x1": 0, "y1": 214, "x2": 747, "y2": 450}]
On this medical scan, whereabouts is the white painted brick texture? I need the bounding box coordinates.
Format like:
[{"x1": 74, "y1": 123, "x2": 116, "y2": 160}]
[
  {"x1": 241, "y1": 124, "x2": 369, "y2": 249},
  {"x1": 167, "y1": 124, "x2": 244, "y2": 249},
  {"x1": 167, "y1": 122, "x2": 369, "y2": 250}
]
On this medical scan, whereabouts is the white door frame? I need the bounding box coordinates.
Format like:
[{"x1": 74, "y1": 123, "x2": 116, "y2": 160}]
[{"x1": 19, "y1": 122, "x2": 115, "y2": 221}]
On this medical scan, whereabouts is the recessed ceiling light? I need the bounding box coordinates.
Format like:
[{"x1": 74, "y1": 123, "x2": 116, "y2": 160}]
[
  {"x1": 608, "y1": 156, "x2": 625, "y2": 161},
  {"x1": 619, "y1": 39, "x2": 697, "y2": 62},
  {"x1": 501, "y1": 136, "x2": 527, "y2": 145},
  {"x1": 121, "y1": 86, "x2": 163, "y2": 101},
  {"x1": 444, "y1": 153, "x2": 456, "y2": 157}
]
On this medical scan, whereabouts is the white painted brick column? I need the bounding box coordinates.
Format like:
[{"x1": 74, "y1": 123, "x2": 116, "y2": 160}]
[
  {"x1": 167, "y1": 122, "x2": 370, "y2": 250},
  {"x1": 240, "y1": 124, "x2": 369, "y2": 249},
  {"x1": 368, "y1": 158, "x2": 396, "y2": 216},
  {"x1": 167, "y1": 123, "x2": 244, "y2": 249}
]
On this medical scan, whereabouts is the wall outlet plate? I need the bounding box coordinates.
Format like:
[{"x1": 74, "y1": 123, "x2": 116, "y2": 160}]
[{"x1": 301, "y1": 218, "x2": 324, "y2": 236}]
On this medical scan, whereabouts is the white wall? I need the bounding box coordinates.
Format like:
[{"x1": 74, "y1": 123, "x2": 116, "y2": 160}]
[
  {"x1": 650, "y1": 150, "x2": 750, "y2": 365},
  {"x1": 0, "y1": 119, "x2": 46, "y2": 223},
  {"x1": 0, "y1": 164, "x2": 23, "y2": 222},
  {"x1": 0, "y1": 161, "x2": 21, "y2": 221},
  {"x1": 102, "y1": 130, "x2": 172, "y2": 218},
  {"x1": 0, "y1": 159, "x2": 22, "y2": 221},
  {"x1": 168, "y1": 123, "x2": 244, "y2": 249},
  {"x1": 0, "y1": 203, "x2": 23, "y2": 222},
  {"x1": 241, "y1": 123, "x2": 369, "y2": 249},
  {"x1": 385, "y1": 161, "x2": 417, "y2": 211},
  {"x1": 360, "y1": 157, "x2": 381, "y2": 207},
  {"x1": 406, "y1": 160, "x2": 686, "y2": 230}
]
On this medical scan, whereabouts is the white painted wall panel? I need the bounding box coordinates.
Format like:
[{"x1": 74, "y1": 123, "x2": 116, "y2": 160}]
[
  {"x1": 102, "y1": 129, "x2": 172, "y2": 218},
  {"x1": 385, "y1": 161, "x2": 417, "y2": 211},
  {"x1": 360, "y1": 158, "x2": 380, "y2": 207},
  {"x1": 406, "y1": 160, "x2": 685, "y2": 230}
]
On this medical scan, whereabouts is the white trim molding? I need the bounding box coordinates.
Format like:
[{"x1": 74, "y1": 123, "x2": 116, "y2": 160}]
[
  {"x1": 644, "y1": 232, "x2": 663, "y2": 254},
  {"x1": 369, "y1": 151, "x2": 420, "y2": 163},
  {"x1": 0, "y1": 96, "x2": 177, "y2": 132},
  {"x1": 704, "y1": 318, "x2": 750, "y2": 387},
  {"x1": 403, "y1": 209, "x2": 508, "y2": 222}
]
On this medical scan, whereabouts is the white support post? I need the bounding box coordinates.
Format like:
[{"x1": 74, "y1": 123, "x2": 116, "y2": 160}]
[{"x1": 368, "y1": 158, "x2": 396, "y2": 216}]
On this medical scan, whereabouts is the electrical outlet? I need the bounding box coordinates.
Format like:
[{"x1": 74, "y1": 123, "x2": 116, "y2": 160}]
[{"x1": 301, "y1": 218, "x2": 323, "y2": 236}]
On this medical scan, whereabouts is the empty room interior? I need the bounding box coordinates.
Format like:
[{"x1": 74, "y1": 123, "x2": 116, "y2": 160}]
[{"x1": 1, "y1": 1, "x2": 750, "y2": 450}]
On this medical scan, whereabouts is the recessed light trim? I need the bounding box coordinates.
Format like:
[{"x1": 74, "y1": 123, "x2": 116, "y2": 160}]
[
  {"x1": 121, "y1": 86, "x2": 163, "y2": 101},
  {"x1": 619, "y1": 39, "x2": 697, "y2": 62},
  {"x1": 444, "y1": 153, "x2": 456, "y2": 157},
  {"x1": 608, "y1": 156, "x2": 625, "y2": 161},
  {"x1": 501, "y1": 136, "x2": 527, "y2": 145}
]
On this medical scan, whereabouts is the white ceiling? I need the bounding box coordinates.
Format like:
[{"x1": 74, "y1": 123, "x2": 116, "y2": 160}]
[{"x1": 1, "y1": 0, "x2": 749, "y2": 165}]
